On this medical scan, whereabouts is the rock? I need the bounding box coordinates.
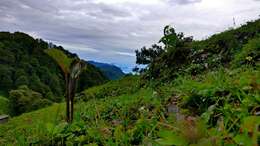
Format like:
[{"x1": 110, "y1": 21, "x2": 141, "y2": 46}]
[
  {"x1": 111, "y1": 119, "x2": 122, "y2": 126},
  {"x1": 166, "y1": 96, "x2": 185, "y2": 121},
  {"x1": 0, "y1": 115, "x2": 9, "y2": 124}
]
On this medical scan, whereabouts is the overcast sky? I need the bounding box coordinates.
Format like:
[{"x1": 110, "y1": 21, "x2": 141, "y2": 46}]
[{"x1": 1, "y1": 0, "x2": 260, "y2": 72}]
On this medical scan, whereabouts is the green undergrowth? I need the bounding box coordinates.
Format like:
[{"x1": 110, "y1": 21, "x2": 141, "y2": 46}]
[
  {"x1": 0, "y1": 67, "x2": 259, "y2": 145},
  {"x1": 0, "y1": 95, "x2": 9, "y2": 115},
  {"x1": 0, "y1": 103, "x2": 65, "y2": 145},
  {"x1": 79, "y1": 75, "x2": 141, "y2": 101}
]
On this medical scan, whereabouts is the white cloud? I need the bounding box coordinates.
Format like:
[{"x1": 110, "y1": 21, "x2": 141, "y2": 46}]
[
  {"x1": 55, "y1": 42, "x2": 100, "y2": 53},
  {"x1": 115, "y1": 51, "x2": 136, "y2": 57},
  {"x1": 94, "y1": 0, "x2": 162, "y2": 5}
]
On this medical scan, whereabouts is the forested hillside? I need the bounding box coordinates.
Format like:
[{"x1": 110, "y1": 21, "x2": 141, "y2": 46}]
[
  {"x1": 0, "y1": 32, "x2": 107, "y2": 115},
  {"x1": 0, "y1": 19, "x2": 259, "y2": 145}
]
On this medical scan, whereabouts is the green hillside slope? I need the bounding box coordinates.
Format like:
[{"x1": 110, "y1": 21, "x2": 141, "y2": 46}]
[{"x1": 0, "y1": 67, "x2": 259, "y2": 145}]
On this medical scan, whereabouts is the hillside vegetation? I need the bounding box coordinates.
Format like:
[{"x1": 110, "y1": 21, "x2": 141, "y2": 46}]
[
  {"x1": 0, "y1": 95, "x2": 8, "y2": 115},
  {"x1": 0, "y1": 19, "x2": 260, "y2": 145},
  {"x1": 0, "y1": 32, "x2": 107, "y2": 116}
]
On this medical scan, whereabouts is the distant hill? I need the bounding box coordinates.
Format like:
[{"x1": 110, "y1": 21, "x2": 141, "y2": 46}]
[{"x1": 88, "y1": 61, "x2": 125, "y2": 80}]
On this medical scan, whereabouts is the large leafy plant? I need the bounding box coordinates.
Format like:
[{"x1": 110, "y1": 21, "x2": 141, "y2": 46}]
[{"x1": 45, "y1": 49, "x2": 85, "y2": 123}]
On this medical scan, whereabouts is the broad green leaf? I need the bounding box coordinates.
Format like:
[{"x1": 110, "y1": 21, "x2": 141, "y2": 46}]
[
  {"x1": 190, "y1": 138, "x2": 212, "y2": 146},
  {"x1": 156, "y1": 130, "x2": 188, "y2": 146},
  {"x1": 242, "y1": 116, "x2": 260, "y2": 132},
  {"x1": 53, "y1": 122, "x2": 68, "y2": 135},
  {"x1": 234, "y1": 134, "x2": 253, "y2": 146}
]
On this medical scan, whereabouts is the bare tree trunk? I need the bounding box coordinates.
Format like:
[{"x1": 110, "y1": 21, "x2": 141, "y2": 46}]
[
  {"x1": 69, "y1": 100, "x2": 72, "y2": 122},
  {"x1": 65, "y1": 75, "x2": 70, "y2": 123},
  {"x1": 69, "y1": 78, "x2": 77, "y2": 122},
  {"x1": 68, "y1": 77, "x2": 73, "y2": 123},
  {"x1": 66, "y1": 76, "x2": 77, "y2": 123},
  {"x1": 70, "y1": 99, "x2": 73, "y2": 122}
]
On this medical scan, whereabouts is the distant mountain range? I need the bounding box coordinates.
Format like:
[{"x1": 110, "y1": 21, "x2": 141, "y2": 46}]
[{"x1": 88, "y1": 61, "x2": 125, "y2": 80}]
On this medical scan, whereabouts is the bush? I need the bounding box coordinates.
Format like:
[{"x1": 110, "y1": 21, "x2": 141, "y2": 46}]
[
  {"x1": 0, "y1": 95, "x2": 9, "y2": 115},
  {"x1": 233, "y1": 37, "x2": 260, "y2": 67},
  {"x1": 9, "y1": 85, "x2": 52, "y2": 116},
  {"x1": 174, "y1": 68, "x2": 259, "y2": 129}
]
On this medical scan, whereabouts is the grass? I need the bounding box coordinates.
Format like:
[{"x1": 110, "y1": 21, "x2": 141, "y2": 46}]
[
  {"x1": 0, "y1": 67, "x2": 259, "y2": 145},
  {"x1": 0, "y1": 103, "x2": 65, "y2": 145},
  {"x1": 0, "y1": 88, "x2": 157, "y2": 145},
  {"x1": 80, "y1": 75, "x2": 141, "y2": 101}
]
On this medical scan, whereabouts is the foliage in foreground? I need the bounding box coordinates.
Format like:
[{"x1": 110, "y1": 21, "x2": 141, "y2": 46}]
[{"x1": 0, "y1": 67, "x2": 259, "y2": 145}]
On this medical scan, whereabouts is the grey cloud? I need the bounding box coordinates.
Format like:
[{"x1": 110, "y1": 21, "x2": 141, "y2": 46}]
[
  {"x1": 98, "y1": 4, "x2": 131, "y2": 18},
  {"x1": 1, "y1": 0, "x2": 260, "y2": 72},
  {"x1": 166, "y1": 0, "x2": 202, "y2": 5}
]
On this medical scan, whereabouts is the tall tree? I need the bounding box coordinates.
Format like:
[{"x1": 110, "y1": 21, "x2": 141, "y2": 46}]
[
  {"x1": 45, "y1": 49, "x2": 85, "y2": 123},
  {"x1": 135, "y1": 44, "x2": 164, "y2": 65}
]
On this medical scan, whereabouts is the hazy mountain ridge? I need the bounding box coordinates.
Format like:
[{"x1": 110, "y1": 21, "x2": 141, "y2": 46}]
[{"x1": 88, "y1": 61, "x2": 125, "y2": 80}]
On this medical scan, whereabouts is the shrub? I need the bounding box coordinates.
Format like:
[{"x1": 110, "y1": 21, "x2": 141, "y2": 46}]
[
  {"x1": 9, "y1": 85, "x2": 52, "y2": 116},
  {"x1": 233, "y1": 37, "x2": 260, "y2": 67},
  {"x1": 0, "y1": 95, "x2": 9, "y2": 115}
]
